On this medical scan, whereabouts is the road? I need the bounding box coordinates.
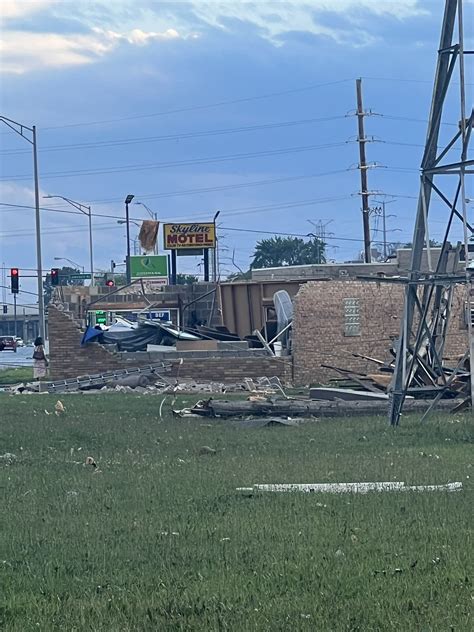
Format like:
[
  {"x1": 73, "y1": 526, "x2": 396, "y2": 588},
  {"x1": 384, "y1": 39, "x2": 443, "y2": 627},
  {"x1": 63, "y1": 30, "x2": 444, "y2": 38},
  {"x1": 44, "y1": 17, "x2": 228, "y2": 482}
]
[{"x1": 0, "y1": 346, "x2": 34, "y2": 371}]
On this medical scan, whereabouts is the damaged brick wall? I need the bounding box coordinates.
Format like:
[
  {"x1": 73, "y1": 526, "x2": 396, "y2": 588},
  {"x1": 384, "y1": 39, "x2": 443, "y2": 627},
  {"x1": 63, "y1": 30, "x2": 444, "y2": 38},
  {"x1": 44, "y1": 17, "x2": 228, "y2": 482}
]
[
  {"x1": 48, "y1": 305, "x2": 292, "y2": 384},
  {"x1": 292, "y1": 280, "x2": 468, "y2": 385}
]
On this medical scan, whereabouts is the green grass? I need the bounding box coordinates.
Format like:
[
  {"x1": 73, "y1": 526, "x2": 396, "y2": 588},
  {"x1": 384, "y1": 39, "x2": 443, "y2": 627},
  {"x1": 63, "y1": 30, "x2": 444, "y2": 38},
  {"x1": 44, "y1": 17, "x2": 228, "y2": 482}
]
[
  {"x1": 0, "y1": 367, "x2": 33, "y2": 385},
  {"x1": 1, "y1": 394, "x2": 472, "y2": 631}
]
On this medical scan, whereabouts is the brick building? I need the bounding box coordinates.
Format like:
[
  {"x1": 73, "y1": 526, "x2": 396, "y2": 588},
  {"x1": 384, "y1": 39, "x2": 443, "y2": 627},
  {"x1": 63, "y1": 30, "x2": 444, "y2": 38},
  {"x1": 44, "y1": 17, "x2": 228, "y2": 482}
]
[
  {"x1": 48, "y1": 304, "x2": 292, "y2": 384},
  {"x1": 47, "y1": 276, "x2": 469, "y2": 388},
  {"x1": 292, "y1": 280, "x2": 468, "y2": 385}
]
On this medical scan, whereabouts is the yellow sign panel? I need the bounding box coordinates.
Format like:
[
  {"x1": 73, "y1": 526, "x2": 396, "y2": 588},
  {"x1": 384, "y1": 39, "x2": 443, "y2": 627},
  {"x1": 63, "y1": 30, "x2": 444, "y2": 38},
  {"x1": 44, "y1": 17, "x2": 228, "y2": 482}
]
[{"x1": 163, "y1": 222, "x2": 216, "y2": 250}]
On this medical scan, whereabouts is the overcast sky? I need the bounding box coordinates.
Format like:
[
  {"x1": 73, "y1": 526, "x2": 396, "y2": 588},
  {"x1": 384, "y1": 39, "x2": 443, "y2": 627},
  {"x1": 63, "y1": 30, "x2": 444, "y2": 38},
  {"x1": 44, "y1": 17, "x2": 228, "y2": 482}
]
[{"x1": 0, "y1": 0, "x2": 472, "y2": 298}]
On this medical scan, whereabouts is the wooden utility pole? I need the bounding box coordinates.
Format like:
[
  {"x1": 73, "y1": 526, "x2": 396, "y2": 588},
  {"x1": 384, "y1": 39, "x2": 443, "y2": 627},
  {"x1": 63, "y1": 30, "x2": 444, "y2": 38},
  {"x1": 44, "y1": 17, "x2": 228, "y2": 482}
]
[{"x1": 356, "y1": 78, "x2": 372, "y2": 263}]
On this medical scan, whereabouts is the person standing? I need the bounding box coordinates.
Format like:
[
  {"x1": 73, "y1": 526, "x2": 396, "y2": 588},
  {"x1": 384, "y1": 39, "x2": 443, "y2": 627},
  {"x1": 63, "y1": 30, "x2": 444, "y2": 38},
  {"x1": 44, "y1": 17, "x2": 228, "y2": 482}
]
[{"x1": 33, "y1": 336, "x2": 48, "y2": 380}]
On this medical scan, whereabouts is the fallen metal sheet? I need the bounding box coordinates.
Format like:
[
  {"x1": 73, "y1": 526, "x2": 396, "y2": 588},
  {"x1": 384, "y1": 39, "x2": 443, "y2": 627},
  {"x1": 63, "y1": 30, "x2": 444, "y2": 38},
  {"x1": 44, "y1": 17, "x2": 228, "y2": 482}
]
[
  {"x1": 237, "y1": 482, "x2": 463, "y2": 494},
  {"x1": 236, "y1": 417, "x2": 299, "y2": 428},
  {"x1": 310, "y1": 387, "x2": 390, "y2": 402}
]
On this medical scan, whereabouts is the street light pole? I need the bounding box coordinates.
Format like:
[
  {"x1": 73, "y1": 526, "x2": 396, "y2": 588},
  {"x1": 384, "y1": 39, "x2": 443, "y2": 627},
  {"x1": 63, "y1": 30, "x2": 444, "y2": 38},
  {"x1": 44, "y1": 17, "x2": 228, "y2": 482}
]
[
  {"x1": 0, "y1": 116, "x2": 45, "y2": 340},
  {"x1": 54, "y1": 257, "x2": 85, "y2": 272},
  {"x1": 43, "y1": 195, "x2": 94, "y2": 286},
  {"x1": 213, "y1": 211, "x2": 220, "y2": 282},
  {"x1": 125, "y1": 195, "x2": 134, "y2": 282}
]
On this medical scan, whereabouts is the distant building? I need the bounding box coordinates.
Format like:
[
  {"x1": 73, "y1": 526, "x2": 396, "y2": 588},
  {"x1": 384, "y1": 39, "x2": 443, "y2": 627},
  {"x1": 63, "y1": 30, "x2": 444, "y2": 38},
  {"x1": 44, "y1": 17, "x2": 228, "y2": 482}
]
[{"x1": 250, "y1": 247, "x2": 462, "y2": 282}]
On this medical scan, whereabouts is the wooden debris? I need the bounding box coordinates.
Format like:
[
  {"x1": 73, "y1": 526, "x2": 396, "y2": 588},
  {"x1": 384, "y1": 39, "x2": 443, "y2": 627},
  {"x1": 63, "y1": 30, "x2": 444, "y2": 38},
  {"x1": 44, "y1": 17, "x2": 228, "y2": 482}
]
[{"x1": 184, "y1": 397, "x2": 457, "y2": 419}]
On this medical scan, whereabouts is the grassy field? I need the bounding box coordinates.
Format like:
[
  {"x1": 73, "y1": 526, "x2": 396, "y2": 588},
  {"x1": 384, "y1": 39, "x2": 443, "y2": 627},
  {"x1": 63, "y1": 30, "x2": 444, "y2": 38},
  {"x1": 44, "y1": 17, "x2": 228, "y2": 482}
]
[
  {"x1": 1, "y1": 394, "x2": 472, "y2": 631},
  {"x1": 0, "y1": 367, "x2": 33, "y2": 385}
]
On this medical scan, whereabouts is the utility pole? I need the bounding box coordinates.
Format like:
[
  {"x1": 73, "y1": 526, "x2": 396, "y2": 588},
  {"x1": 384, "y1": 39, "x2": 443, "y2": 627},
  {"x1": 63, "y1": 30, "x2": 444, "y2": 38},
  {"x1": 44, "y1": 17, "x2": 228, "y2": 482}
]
[
  {"x1": 0, "y1": 118, "x2": 46, "y2": 339},
  {"x1": 356, "y1": 78, "x2": 372, "y2": 263}
]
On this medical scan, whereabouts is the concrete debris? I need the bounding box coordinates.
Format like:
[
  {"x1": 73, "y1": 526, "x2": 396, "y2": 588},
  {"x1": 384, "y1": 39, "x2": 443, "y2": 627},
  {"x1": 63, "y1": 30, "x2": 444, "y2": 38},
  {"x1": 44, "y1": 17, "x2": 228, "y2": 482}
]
[
  {"x1": 6, "y1": 375, "x2": 286, "y2": 396},
  {"x1": 0, "y1": 453, "x2": 17, "y2": 465},
  {"x1": 237, "y1": 481, "x2": 463, "y2": 494},
  {"x1": 198, "y1": 446, "x2": 217, "y2": 455},
  {"x1": 55, "y1": 400, "x2": 66, "y2": 415}
]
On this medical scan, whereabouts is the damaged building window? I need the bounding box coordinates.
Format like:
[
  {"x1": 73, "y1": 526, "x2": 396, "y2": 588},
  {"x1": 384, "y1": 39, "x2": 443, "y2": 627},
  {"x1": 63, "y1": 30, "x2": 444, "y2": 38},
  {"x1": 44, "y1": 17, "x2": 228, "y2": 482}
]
[{"x1": 343, "y1": 298, "x2": 361, "y2": 337}]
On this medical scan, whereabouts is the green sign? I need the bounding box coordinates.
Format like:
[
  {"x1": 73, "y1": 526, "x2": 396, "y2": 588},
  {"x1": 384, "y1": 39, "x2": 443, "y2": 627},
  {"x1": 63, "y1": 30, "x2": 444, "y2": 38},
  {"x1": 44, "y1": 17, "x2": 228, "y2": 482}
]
[
  {"x1": 67, "y1": 273, "x2": 91, "y2": 280},
  {"x1": 95, "y1": 310, "x2": 107, "y2": 325},
  {"x1": 129, "y1": 255, "x2": 168, "y2": 279}
]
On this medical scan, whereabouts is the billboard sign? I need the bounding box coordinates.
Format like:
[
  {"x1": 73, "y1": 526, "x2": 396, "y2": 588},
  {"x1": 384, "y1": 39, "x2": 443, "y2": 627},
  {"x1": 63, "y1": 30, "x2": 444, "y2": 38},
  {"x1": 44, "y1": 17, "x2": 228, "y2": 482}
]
[
  {"x1": 163, "y1": 222, "x2": 215, "y2": 250},
  {"x1": 129, "y1": 255, "x2": 168, "y2": 280}
]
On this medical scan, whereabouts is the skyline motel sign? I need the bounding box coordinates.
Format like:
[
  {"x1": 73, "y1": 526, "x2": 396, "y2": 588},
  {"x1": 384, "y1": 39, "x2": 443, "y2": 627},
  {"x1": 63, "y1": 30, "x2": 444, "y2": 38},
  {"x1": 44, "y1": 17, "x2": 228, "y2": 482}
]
[{"x1": 163, "y1": 222, "x2": 216, "y2": 250}]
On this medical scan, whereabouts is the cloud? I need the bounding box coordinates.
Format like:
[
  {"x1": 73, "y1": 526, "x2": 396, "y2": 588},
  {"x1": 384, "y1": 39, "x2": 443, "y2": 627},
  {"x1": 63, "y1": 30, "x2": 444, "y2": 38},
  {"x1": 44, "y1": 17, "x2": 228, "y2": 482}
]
[
  {"x1": 187, "y1": 1, "x2": 428, "y2": 45},
  {"x1": 0, "y1": 0, "x2": 57, "y2": 20},
  {"x1": 0, "y1": 26, "x2": 185, "y2": 74},
  {"x1": 0, "y1": 0, "x2": 429, "y2": 75},
  {"x1": 92, "y1": 27, "x2": 182, "y2": 46}
]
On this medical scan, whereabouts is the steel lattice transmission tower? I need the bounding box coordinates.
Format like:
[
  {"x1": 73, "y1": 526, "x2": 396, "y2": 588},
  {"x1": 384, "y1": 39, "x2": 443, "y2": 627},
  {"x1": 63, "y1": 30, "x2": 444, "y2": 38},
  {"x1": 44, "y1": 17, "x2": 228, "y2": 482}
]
[{"x1": 389, "y1": 0, "x2": 473, "y2": 425}]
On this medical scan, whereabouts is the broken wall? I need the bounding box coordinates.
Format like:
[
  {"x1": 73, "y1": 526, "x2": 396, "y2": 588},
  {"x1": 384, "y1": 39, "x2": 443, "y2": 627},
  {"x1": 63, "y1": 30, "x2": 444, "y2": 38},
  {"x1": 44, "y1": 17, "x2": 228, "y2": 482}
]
[
  {"x1": 292, "y1": 280, "x2": 468, "y2": 385},
  {"x1": 48, "y1": 305, "x2": 292, "y2": 384}
]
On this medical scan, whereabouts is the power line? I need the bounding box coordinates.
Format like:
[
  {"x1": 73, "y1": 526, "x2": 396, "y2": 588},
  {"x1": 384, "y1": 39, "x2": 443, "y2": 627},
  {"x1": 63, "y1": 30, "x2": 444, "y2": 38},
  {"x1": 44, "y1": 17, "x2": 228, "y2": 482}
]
[
  {"x1": 220, "y1": 225, "x2": 401, "y2": 245},
  {"x1": 0, "y1": 284, "x2": 38, "y2": 296},
  {"x1": 0, "y1": 222, "x2": 122, "y2": 238},
  {"x1": 0, "y1": 115, "x2": 349, "y2": 156},
  {"x1": 24, "y1": 79, "x2": 353, "y2": 131},
  {"x1": 362, "y1": 75, "x2": 474, "y2": 87},
  {"x1": 379, "y1": 114, "x2": 458, "y2": 127},
  {"x1": 0, "y1": 168, "x2": 353, "y2": 210},
  {"x1": 0, "y1": 111, "x2": 458, "y2": 156},
  {"x1": 0, "y1": 202, "x2": 151, "y2": 222},
  {"x1": 0, "y1": 141, "x2": 349, "y2": 182},
  {"x1": 0, "y1": 194, "x2": 354, "y2": 230}
]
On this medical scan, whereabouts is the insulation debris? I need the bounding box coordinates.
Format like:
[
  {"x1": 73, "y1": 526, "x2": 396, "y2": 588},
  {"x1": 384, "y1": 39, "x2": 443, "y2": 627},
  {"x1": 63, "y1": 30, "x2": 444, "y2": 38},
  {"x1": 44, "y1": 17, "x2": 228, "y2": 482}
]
[{"x1": 237, "y1": 482, "x2": 463, "y2": 494}]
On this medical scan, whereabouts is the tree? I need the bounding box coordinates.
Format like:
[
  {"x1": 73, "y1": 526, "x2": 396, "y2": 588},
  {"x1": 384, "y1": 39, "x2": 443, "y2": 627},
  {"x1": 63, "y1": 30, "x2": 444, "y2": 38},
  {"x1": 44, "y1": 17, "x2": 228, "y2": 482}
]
[
  {"x1": 43, "y1": 266, "x2": 84, "y2": 305},
  {"x1": 176, "y1": 274, "x2": 199, "y2": 285},
  {"x1": 250, "y1": 236, "x2": 326, "y2": 269},
  {"x1": 226, "y1": 270, "x2": 252, "y2": 282}
]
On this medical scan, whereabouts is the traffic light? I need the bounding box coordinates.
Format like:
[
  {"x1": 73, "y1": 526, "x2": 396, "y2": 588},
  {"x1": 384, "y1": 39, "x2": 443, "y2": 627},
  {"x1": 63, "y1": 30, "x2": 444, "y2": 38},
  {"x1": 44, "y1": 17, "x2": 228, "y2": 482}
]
[
  {"x1": 10, "y1": 268, "x2": 19, "y2": 294},
  {"x1": 105, "y1": 274, "x2": 115, "y2": 288},
  {"x1": 51, "y1": 268, "x2": 60, "y2": 286}
]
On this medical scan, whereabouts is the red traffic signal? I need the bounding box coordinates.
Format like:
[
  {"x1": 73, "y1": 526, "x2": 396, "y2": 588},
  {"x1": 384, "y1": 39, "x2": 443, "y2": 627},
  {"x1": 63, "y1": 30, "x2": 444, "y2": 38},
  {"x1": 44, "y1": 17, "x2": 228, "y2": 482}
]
[
  {"x1": 105, "y1": 279, "x2": 115, "y2": 287},
  {"x1": 10, "y1": 268, "x2": 19, "y2": 294},
  {"x1": 51, "y1": 268, "x2": 60, "y2": 286}
]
